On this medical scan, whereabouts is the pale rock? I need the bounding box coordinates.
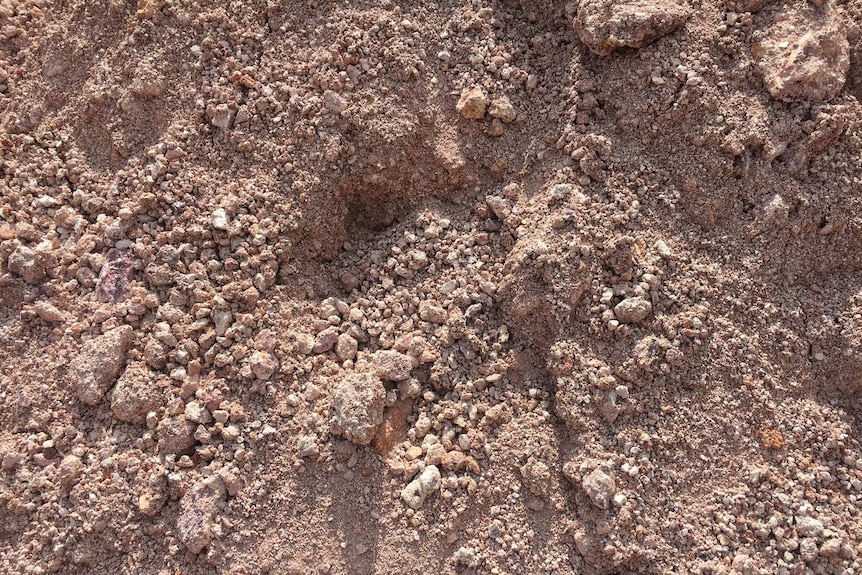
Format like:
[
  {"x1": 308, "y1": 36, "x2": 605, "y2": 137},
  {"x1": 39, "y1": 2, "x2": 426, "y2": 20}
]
[
  {"x1": 335, "y1": 333, "x2": 358, "y2": 361},
  {"x1": 489, "y1": 96, "x2": 517, "y2": 123},
  {"x1": 330, "y1": 372, "x2": 385, "y2": 445},
  {"x1": 582, "y1": 468, "x2": 616, "y2": 509},
  {"x1": 8, "y1": 244, "x2": 46, "y2": 284},
  {"x1": 249, "y1": 350, "x2": 279, "y2": 381},
  {"x1": 58, "y1": 454, "x2": 84, "y2": 487},
  {"x1": 177, "y1": 480, "x2": 226, "y2": 554},
  {"x1": 419, "y1": 301, "x2": 448, "y2": 324}
]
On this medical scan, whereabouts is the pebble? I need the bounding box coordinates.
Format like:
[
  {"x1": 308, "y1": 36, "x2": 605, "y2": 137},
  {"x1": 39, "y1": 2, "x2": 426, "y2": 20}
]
[
  {"x1": 335, "y1": 333, "x2": 358, "y2": 361},
  {"x1": 297, "y1": 435, "x2": 320, "y2": 459},
  {"x1": 795, "y1": 515, "x2": 824, "y2": 538},
  {"x1": 330, "y1": 372, "x2": 385, "y2": 445},
  {"x1": 582, "y1": 468, "x2": 616, "y2": 510},
  {"x1": 8, "y1": 244, "x2": 45, "y2": 284},
  {"x1": 157, "y1": 415, "x2": 196, "y2": 454},
  {"x1": 111, "y1": 362, "x2": 165, "y2": 423},
  {"x1": 177, "y1": 480, "x2": 226, "y2": 554},
  {"x1": 295, "y1": 332, "x2": 315, "y2": 355},
  {"x1": 72, "y1": 325, "x2": 134, "y2": 405},
  {"x1": 489, "y1": 96, "x2": 517, "y2": 123},
  {"x1": 400, "y1": 465, "x2": 442, "y2": 509},
  {"x1": 211, "y1": 208, "x2": 230, "y2": 230},
  {"x1": 249, "y1": 350, "x2": 279, "y2": 381},
  {"x1": 419, "y1": 301, "x2": 448, "y2": 324},
  {"x1": 57, "y1": 455, "x2": 84, "y2": 488},
  {"x1": 373, "y1": 350, "x2": 414, "y2": 381},
  {"x1": 456, "y1": 86, "x2": 489, "y2": 120},
  {"x1": 312, "y1": 326, "x2": 340, "y2": 354},
  {"x1": 33, "y1": 301, "x2": 65, "y2": 323},
  {"x1": 614, "y1": 297, "x2": 652, "y2": 323}
]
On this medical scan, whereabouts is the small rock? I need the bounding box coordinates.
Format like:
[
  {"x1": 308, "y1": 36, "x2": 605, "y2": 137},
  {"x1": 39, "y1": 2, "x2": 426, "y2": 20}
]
[
  {"x1": 335, "y1": 333, "x2": 358, "y2": 361},
  {"x1": 8, "y1": 244, "x2": 45, "y2": 284},
  {"x1": 419, "y1": 301, "x2": 448, "y2": 324},
  {"x1": 33, "y1": 301, "x2": 65, "y2": 323},
  {"x1": 456, "y1": 86, "x2": 489, "y2": 120},
  {"x1": 1, "y1": 449, "x2": 24, "y2": 471},
  {"x1": 210, "y1": 104, "x2": 233, "y2": 130},
  {"x1": 58, "y1": 454, "x2": 84, "y2": 488},
  {"x1": 441, "y1": 451, "x2": 480, "y2": 474},
  {"x1": 819, "y1": 537, "x2": 843, "y2": 559},
  {"x1": 249, "y1": 350, "x2": 279, "y2": 381},
  {"x1": 574, "y1": 0, "x2": 690, "y2": 55},
  {"x1": 111, "y1": 362, "x2": 165, "y2": 423},
  {"x1": 331, "y1": 372, "x2": 385, "y2": 445},
  {"x1": 96, "y1": 249, "x2": 133, "y2": 304},
  {"x1": 136, "y1": 0, "x2": 165, "y2": 19},
  {"x1": 176, "y1": 480, "x2": 226, "y2": 554},
  {"x1": 489, "y1": 96, "x2": 517, "y2": 123},
  {"x1": 401, "y1": 465, "x2": 442, "y2": 509},
  {"x1": 401, "y1": 478, "x2": 425, "y2": 509},
  {"x1": 582, "y1": 468, "x2": 616, "y2": 509},
  {"x1": 795, "y1": 515, "x2": 824, "y2": 538},
  {"x1": 295, "y1": 332, "x2": 315, "y2": 354},
  {"x1": 184, "y1": 401, "x2": 212, "y2": 425},
  {"x1": 138, "y1": 489, "x2": 166, "y2": 516},
  {"x1": 614, "y1": 296, "x2": 652, "y2": 323},
  {"x1": 211, "y1": 208, "x2": 230, "y2": 230},
  {"x1": 157, "y1": 415, "x2": 196, "y2": 455},
  {"x1": 520, "y1": 459, "x2": 552, "y2": 497},
  {"x1": 297, "y1": 435, "x2": 319, "y2": 459},
  {"x1": 312, "y1": 326, "x2": 340, "y2": 354},
  {"x1": 753, "y1": 8, "x2": 849, "y2": 102},
  {"x1": 373, "y1": 350, "x2": 414, "y2": 381},
  {"x1": 323, "y1": 90, "x2": 348, "y2": 114},
  {"x1": 418, "y1": 464, "x2": 441, "y2": 493},
  {"x1": 72, "y1": 325, "x2": 134, "y2": 405}
]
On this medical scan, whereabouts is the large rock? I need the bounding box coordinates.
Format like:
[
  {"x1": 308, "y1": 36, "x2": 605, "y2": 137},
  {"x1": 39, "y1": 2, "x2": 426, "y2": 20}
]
[
  {"x1": 574, "y1": 0, "x2": 689, "y2": 56},
  {"x1": 330, "y1": 372, "x2": 385, "y2": 445},
  {"x1": 72, "y1": 326, "x2": 134, "y2": 405},
  {"x1": 753, "y1": 8, "x2": 849, "y2": 103}
]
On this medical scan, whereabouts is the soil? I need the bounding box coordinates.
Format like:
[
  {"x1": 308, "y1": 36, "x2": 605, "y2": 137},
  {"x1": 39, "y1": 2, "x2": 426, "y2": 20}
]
[{"x1": 1, "y1": 0, "x2": 862, "y2": 574}]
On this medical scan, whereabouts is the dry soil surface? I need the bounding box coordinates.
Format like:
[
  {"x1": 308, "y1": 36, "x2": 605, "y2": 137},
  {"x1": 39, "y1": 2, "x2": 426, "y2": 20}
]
[{"x1": 2, "y1": 0, "x2": 862, "y2": 574}]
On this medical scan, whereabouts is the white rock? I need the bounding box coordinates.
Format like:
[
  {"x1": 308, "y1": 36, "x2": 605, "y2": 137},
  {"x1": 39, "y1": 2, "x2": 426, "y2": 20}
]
[{"x1": 211, "y1": 208, "x2": 229, "y2": 230}]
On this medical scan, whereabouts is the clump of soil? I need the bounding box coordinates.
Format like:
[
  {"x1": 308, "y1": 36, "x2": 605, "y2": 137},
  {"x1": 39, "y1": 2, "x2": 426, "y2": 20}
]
[{"x1": 2, "y1": 0, "x2": 862, "y2": 573}]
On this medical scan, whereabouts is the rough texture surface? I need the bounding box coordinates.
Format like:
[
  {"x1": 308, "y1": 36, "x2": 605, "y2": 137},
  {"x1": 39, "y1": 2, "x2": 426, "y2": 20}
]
[
  {"x1": 753, "y1": 7, "x2": 850, "y2": 102},
  {"x1": 1, "y1": 0, "x2": 862, "y2": 573},
  {"x1": 71, "y1": 325, "x2": 134, "y2": 405},
  {"x1": 574, "y1": 0, "x2": 690, "y2": 55},
  {"x1": 330, "y1": 372, "x2": 386, "y2": 445}
]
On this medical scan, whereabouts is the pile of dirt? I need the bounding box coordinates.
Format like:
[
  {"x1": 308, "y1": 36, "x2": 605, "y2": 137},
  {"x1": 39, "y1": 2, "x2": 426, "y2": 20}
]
[{"x1": 1, "y1": 0, "x2": 862, "y2": 573}]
